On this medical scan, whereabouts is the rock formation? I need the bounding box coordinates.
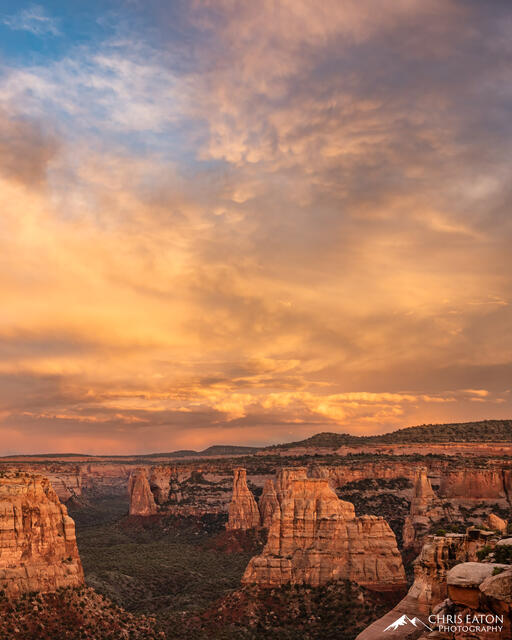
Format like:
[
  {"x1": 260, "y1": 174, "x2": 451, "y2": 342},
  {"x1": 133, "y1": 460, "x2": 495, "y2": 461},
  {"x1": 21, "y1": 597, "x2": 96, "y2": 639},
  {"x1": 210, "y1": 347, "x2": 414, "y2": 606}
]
[
  {"x1": 149, "y1": 466, "x2": 172, "y2": 504},
  {"x1": 258, "y1": 478, "x2": 280, "y2": 529},
  {"x1": 356, "y1": 529, "x2": 493, "y2": 640},
  {"x1": 128, "y1": 468, "x2": 157, "y2": 516},
  {"x1": 274, "y1": 466, "x2": 308, "y2": 501},
  {"x1": 487, "y1": 512, "x2": 508, "y2": 534},
  {"x1": 0, "y1": 472, "x2": 84, "y2": 598},
  {"x1": 227, "y1": 468, "x2": 260, "y2": 530},
  {"x1": 242, "y1": 476, "x2": 405, "y2": 589},
  {"x1": 421, "y1": 562, "x2": 512, "y2": 639},
  {"x1": 403, "y1": 467, "x2": 449, "y2": 552},
  {"x1": 447, "y1": 562, "x2": 509, "y2": 608},
  {"x1": 439, "y1": 468, "x2": 508, "y2": 503}
]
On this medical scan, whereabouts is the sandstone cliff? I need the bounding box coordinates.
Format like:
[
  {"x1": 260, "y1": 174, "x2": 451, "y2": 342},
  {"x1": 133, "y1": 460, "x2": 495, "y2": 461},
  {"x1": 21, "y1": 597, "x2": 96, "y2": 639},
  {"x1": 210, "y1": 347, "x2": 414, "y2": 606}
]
[
  {"x1": 439, "y1": 468, "x2": 508, "y2": 503},
  {"x1": 0, "y1": 472, "x2": 84, "y2": 598},
  {"x1": 243, "y1": 476, "x2": 405, "y2": 589},
  {"x1": 227, "y1": 468, "x2": 260, "y2": 530}
]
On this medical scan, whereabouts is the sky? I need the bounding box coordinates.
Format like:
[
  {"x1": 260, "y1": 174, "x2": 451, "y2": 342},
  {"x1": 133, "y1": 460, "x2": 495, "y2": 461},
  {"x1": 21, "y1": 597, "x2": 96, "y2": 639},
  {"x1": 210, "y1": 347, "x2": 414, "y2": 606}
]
[{"x1": 0, "y1": 1, "x2": 511, "y2": 454}]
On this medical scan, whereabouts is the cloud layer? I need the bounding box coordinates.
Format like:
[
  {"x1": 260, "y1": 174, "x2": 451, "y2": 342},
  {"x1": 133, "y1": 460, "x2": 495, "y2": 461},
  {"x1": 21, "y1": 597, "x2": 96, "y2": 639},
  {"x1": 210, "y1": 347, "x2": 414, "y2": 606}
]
[{"x1": 0, "y1": 1, "x2": 511, "y2": 453}]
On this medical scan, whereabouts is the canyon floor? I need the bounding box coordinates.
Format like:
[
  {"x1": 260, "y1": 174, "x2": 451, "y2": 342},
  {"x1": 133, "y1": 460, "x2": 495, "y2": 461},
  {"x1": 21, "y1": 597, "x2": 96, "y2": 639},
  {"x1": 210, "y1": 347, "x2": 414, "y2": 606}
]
[{"x1": 65, "y1": 489, "x2": 396, "y2": 638}]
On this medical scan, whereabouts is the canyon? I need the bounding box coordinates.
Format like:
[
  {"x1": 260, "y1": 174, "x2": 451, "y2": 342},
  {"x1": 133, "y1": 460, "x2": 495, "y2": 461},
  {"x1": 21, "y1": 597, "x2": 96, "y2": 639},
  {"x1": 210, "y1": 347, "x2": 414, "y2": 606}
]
[{"x1": 1, "y1": 420, "x2": 512, "y2": 638}]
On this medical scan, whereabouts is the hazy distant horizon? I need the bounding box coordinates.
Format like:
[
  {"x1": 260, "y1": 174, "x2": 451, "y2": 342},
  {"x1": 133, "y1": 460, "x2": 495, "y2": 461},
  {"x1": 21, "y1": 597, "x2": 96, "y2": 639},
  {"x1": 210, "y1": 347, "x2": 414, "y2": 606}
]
[{"x1": 1, "y1": 1, "x2": 512, "y2": 454}]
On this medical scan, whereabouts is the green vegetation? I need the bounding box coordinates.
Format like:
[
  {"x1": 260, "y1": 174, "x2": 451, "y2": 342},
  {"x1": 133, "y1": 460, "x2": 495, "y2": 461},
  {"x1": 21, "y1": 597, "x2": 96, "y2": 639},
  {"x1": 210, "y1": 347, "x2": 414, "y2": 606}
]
[
  {"x1": 0, "y1": 587, "x2": 160, "y2": 639},
  {"x1": 477, "y1": 545, "x2": 493, "y2": 561},
  {"x1": 68, "y1": 496, "x2": 397, "y2": 639},
  {"x1": 493, "y1": 545, "x2": 512, "y2": 564},
  {"x1": 70, "y1": 497, "x2": 257, "y2": 635},
  {"x1": 181, "y1": 580, "x2": 393, "y2": 640}
]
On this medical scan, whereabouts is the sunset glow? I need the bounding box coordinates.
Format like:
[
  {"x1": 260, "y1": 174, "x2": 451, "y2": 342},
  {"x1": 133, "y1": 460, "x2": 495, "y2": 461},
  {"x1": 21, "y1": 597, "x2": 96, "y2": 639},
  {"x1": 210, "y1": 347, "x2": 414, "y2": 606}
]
[{"x1": 1, "y1": 1, "x2": 511, "y2": 453}]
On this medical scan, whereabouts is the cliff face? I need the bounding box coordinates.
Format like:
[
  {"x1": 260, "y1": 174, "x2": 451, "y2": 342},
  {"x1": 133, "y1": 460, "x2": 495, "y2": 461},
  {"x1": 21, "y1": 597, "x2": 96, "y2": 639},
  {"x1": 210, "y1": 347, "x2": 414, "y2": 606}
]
[
  {"x1": 227, "y1": 468, "x2": 260, "y2": 530},
  {"x1": 439, "y1": 468, "x2": 508, "y2": 503},
  {"x1": 242, "y1": 476, "x2": 405, "y2": 589},
  {"x1": 128, "y1": 468, "x2": 157, "y2": 516},
  {"x1": 0, "y1": 473, "x2": 84, "y2": 598},
  {"x1": 356, "y1": 530, "x2": 492, "y2": 640}
]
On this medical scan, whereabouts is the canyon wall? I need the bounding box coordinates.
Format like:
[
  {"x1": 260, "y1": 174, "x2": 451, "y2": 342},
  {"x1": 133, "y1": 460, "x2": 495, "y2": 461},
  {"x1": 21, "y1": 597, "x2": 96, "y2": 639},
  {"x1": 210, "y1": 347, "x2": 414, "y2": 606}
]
[
  {"x1": 128, "y1": 465, "x2": 235, "y2": 517},
  {"x1": 438, "y1": 468, "x2": 509, "y2": 503},
  {"x1": 0, "y1": 472, "x2": 84, "y2": 598}
]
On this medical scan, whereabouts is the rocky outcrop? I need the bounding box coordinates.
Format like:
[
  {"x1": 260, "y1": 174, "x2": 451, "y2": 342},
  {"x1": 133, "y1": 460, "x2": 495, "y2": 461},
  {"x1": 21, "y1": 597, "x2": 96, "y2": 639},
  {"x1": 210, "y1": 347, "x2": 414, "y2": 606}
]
[
  {"x1": 487, "y1": 513, "x2": 508, "y2": 534},
  {"x1": 420, "y1": 563, "x2": 512, "y2": 639},
  {"x1": 403, "y1": 468, "x2": 450, "y2": 552},
  {"x1": 227, "y1": 468, "x2": 260, "y2": 530},
  {"x1": 0, "y1": 472, "x2": 84, "y2": 598},
  {"x1": 258, "y1": 478, "x2": 280, "y2": 529},
  {"x1": 243, "y1": 476, "x2": 405, "y2": 589},
  {"x1": 356, "y1": 530, "x2": 493, "y2": 640},
  {"x1": 447, "y1": 562, "x2": 508, "y2": 608},
  {"x1": 128, "y1": 468, "x2": 157, "y2": 516}
]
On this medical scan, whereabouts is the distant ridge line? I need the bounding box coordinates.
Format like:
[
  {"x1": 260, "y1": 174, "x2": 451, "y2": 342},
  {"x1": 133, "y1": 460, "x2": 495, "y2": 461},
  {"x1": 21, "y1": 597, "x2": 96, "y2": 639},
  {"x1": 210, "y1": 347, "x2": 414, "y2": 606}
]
[{"x1": 1, "y1": 419, "x2": 511, "y2": 458}]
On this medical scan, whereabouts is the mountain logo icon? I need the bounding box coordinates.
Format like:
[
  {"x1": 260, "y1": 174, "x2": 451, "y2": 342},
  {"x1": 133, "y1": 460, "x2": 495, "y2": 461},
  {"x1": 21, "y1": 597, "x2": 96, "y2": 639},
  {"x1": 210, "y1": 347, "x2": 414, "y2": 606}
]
[{"x1": 383, "y1": 614, "x2": 433, "y2": 633}]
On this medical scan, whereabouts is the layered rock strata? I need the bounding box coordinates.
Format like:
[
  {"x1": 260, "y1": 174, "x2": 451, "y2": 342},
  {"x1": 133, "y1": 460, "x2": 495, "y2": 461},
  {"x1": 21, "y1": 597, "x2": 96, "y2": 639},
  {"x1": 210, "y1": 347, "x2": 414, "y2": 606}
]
[
  {"x1": 439, "y1": 468, "x2": 508, "y2": 504},
  {"x1": 242, "y1": 476, "x2": 405, "y2": 589},
  {"x1": 0, "y1": 472, "x2": 84, "y2": 598}
]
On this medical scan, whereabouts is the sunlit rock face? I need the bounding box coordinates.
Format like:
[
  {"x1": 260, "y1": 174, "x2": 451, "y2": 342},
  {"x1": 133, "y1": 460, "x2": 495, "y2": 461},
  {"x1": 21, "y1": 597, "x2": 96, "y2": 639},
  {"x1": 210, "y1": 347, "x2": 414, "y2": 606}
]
[
  {"x1": 487, "y1": 512, "x2": 508, "y2": 534},
  {"x1": 227, "y1": 468, "x2": 260, "y2": 530},
  {"x1": 0, "y1": 472, "x2": 84, "y2": 598},
  {"x1": 356, "y1": 529, "x2": 493, "y2": 640},
  {"x1": 128, "y1": 468, "x2": 157, "y2": 516},
  {"x1": 439, "y1": 468, "x2": 508, "y2": 503},
  {"x1": 242, "y1": 476, "x2": 405, "y2": 589}
]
